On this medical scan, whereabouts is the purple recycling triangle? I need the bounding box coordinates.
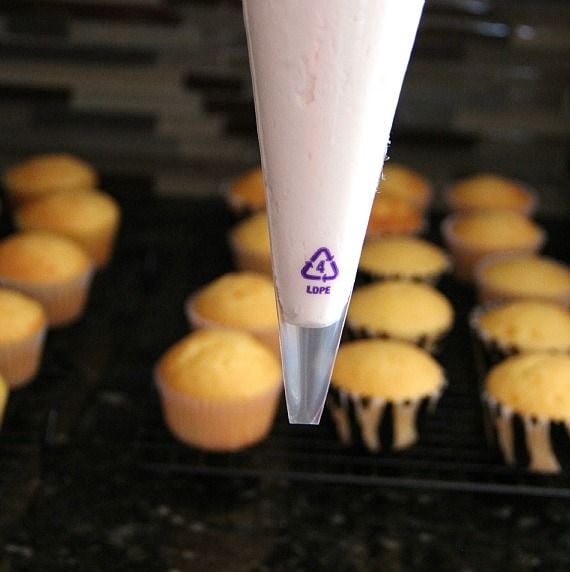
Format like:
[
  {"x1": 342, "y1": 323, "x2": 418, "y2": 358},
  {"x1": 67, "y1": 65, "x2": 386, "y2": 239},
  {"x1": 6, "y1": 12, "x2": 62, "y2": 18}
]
[{"x1": 301, "y1": 247, "x2": 339, "y2": 282}]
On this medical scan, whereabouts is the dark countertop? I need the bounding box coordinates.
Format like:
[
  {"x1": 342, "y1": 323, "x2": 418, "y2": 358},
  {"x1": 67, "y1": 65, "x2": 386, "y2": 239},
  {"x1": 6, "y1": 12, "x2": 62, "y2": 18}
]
[
  {"x1": 6, "y1": 441, "x2": 570, "y2": 572},
  {"x1": 1, "y1": 193, "x2": 570, "y2": 572}
]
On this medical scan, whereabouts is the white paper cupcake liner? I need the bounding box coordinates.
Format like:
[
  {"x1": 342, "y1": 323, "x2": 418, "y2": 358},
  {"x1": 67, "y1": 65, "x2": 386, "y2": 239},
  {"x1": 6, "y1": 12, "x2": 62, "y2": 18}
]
[
  {"x1": 0, "y1": 266, "x2": 94, "y2": 327},
  {"x1": 155, "y1": 372, "x2": 282, "y2": 452},
  {"x1": 482, "y1": 393, "x2": 569, "y2": 474},
  {"x1": 327, "y1": 383, "x2": 445, "y2": 453},
  {"x1": 0, "y1": 325, "x2": 47, "y2": 388}
]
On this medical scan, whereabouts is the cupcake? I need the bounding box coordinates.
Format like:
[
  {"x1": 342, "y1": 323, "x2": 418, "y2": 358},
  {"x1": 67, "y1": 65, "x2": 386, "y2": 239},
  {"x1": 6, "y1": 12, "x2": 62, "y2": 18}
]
[
  {"x1": 0, "y1": 288, "x2": 47, "y2": 388},
  {"x1": 15, "y1": 189, "x2": 121, "y2": 268},
  {"x1": 2, "y1": 153, "x2": 98, "y2": 205},
  {"x1": 185, "y1": 272, "x2": 279, "y2": 354},
  {"x1": 155, "y1": 329, "x2": 282, "y2": 452},
  {"x1": 445, "y1": 173, "x2": 537, "y2": 215},
  {"x1": 441, "y1": 210, "x2": 545, "y2": 281},
  {"x1": 475, "y1": 254, "x2": 570, "y2": 306},
  {"x1": 471, "y1": 300, "x2": 570, "y2": 372},
  {"x1": 226, "y1": 166, "x2": 266, "y2": 217},
  {"x1": 358, "y1": 236, "x2": 450, "y2": 284},
  {"x1": 347, "y1": 281, "x2": 454, "y2": 353},
  {"x1": 328, "y1": 339, "x2": 446, "y2": 452},
  {"x1": 0, "y1": 375, "x2": 8, "y2": 427},
  {"x1": 0, "y1": 231, "x2": 94, "y2": 326},
  {"x1": 366, "y1": 194, "x2": 424, "y2": 238},
  {"x1": 379, "y1": 163, "x2": 432, "y2": 211},
  {"x1": 229, "y1": 211, "x2": 272, "y2": 276},
  {"x1": 483, "y1": 353, "x2": 570, "y2": 473}
]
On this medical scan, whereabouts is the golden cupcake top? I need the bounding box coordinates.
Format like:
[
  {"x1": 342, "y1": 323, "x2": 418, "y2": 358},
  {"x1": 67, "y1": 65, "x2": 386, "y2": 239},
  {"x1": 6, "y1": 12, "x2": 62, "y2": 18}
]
[
  {"x1": 444, "y1": 210, "x2": 543, "y2": 250},
  {"x1": 485, "y1": 353, "x2": 570, "y2": 421},
  {"x1": 332, "y1": 339, "x2": 444, "y2": 400},
  {"x1": 0, "y1": 288, "x2": 46, "y2": 343},
  {"x1": 231, "y1": 211, "x2": 271, "y2": 255},
  {"x1": 3, "y1": 153, "x2": 97, "y2": 202},
  {"x1": 447, "y1": 173, "x2": 534, "y2": 213},
  {"x1": 477, "y1": 300, "x2": 570, "y2": 352},
  {"x1": 378, "y1": 163, "x2": 432, "y2": 210},
  {"x1": 156, "y1": 329, "x2": 281, "y2": 400},
  {"x1": 228, "y1": 166, "x2": 266, "y2": 211},
  {"x1": 477, "y1": 255, "x2": 570, "y2": 300},
  {"x1": 348, "y1": 281, "x2": 454, "y2": 339},
  {"x1": 191, "y1": 272, "x2": 277, "y2": 329},
  {"x1": 0, "y1": 231, "x2": 92, "y2": 283},
  {"x1": 359, "y1": 236, "x2": 449, "y2": 279},
  {"x1": 15, "y1": 189, "x2": 120, "y2": 235},
  {"x1": 367, "y1": 194, "x2": 423, "y2": 236}
]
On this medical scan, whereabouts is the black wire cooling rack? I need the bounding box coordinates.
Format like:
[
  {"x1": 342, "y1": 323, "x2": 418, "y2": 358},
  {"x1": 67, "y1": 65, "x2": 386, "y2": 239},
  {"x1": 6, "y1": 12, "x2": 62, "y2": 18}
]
[
  {"x1": 137, "y1": 248, "x2": 570, "y2": 498},
  {"x1": 137, "y1": 384, "x2": 570, "y2": 497},
  {"x1": 1, "y1": 194, "x2": 568, "y2": 501}
]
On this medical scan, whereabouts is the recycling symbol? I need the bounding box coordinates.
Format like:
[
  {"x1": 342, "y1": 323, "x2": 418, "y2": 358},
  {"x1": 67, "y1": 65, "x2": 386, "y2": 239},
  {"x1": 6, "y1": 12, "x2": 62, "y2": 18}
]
[{"x1": 301, "y1": 247, "x2": 339, "y2": 282}]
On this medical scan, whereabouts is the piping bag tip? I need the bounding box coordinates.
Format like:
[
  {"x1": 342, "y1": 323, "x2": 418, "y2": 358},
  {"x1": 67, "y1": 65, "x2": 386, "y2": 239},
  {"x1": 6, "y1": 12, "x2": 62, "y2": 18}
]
[{"x1": 278, "y1": 306, "x2": 347, "y2": 425}]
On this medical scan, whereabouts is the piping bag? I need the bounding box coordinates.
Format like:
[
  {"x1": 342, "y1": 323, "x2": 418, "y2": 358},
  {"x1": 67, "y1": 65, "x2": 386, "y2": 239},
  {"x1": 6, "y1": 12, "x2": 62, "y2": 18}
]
[{"x1": 242, "y1": 0, "x2": 425, "y2": 424}]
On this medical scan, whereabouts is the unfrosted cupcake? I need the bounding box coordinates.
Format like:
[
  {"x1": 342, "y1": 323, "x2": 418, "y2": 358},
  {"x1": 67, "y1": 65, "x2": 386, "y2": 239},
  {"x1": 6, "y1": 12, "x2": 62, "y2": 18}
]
[
  {"x1": 358, "y1": 236, "x2": 450, "y2": 284},
  {"x1": 475, "y1": 254, "x2": 570, "y2": 306},
  {"x1": 15, "y1": 189, "x2": 121, "y2": 268},
  {"x1": 483, "y1": 353, "x2": 570, "y2": 473},
  {"x1": 441, "y1": 210, "x2": 545, "y2": 281},
  {"x1": 366, "y1": 194, "x2": 424, "y2": 238},
  {"x1": 226, "y1": 166, "x2": 266, "y2": 217},
  {"x1": 0, "y1": 231, "x2": 94, "y2": 326},
  {"x1": 471, "y1": 300, "x2": 570, "y2": 372},
  {"x1": 378, "y1": 163, "x2": 432, "y2": 211},
  {"x1": 2, "y1": 153, "x2": 98, "y2": 205},
  {"x1": 0, "y1": 288, "x2": 47, "y2": 388},
  {"x1": 185, "y1": 272, "x2": 279, "y2": 354},
  {"x1": 347, "y1": 281, "x2": 454, "y2": 353},
  {"x1": 155, "y1": 329, "x2": 282, "y2": 452},
  {"x1": 328, "y1": 339, "x2": 446, "y2": 452},
  {"x1": 229, "y1": 211, "x2": 272, "y2": 276},
  {"x1": 0, "y1": 375, "x2": 8, "y2": 427},
  {"x1": 445, "y1": 173, "x2": 537, "y2": 215}
]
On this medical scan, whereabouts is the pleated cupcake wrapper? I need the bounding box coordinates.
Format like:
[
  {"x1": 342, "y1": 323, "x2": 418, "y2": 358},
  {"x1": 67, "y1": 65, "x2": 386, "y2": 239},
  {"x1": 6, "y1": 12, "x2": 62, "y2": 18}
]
[
  {"x1": 345, "y1": 322, "x2": 450, "y2": 355},
  {"x1": 0, "y1": 325, "x2": 47, "y2": 389},
  {"x1": 440, "y1": 215, "x2": 546, "y2": 283},
  {"x1": 482, "y1": 393, "x2": 570, "y2": 474},
  {"x1": 184, "y1": 294, "x2": 280, "y2": 356},
  {"x1": 327, "y1": 384, "x2": 445, "y2": 453},
  {"x1": 75, "y1": 223, "x2": 119, "y2": 269},
  {"x1": 228, "y1": 233, "x2": 272, "y2": 277},
  {"x1": 0, "y1": 268, "x2": 94, "y2": 327},
  {"x1": 473, "y1": 252, "x2": 570, "y2": 307},
  {"x1": 155, "y1": 373, "x2": 282, "y2": 452}
]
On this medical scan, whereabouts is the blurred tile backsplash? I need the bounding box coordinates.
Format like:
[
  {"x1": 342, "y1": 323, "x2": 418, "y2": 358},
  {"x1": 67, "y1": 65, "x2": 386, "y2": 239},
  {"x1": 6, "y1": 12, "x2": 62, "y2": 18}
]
[{"x1": 0, "y1": 0, "x2": 568, "y2": 213}]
